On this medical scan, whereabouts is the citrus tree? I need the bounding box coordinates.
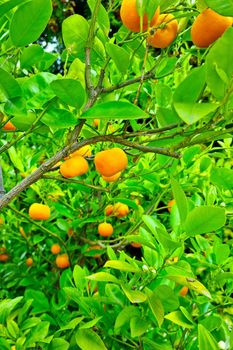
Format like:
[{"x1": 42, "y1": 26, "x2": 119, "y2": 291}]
[{"x1": 0, "y1": 0, "x2": 233, "y2": 349}]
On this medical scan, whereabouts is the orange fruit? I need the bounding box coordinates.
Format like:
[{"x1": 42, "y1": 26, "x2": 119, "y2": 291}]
[
  {"x1": 102, "y1": 172, "x2": 121, "y2": 183},
  {"x1": 114, "y1": 203, "x2": 129, "y2": 218},
  {"x1": 105, "y1": 204, "x2": 114, "y2": 216},
  {"x1": 2, "y1": 120, "x2": 16, "y2": 131},
  {"x1": 120, "y1": 0, "x2": 160, "y2": 32},
  {"x1": 93, "y1": 119, "x2": 100, "y2": 127},
  {"x1": 148, "y1": 13, "x2": 178, "y2": 48},
  {"x1": 60, "y1": 155, "x2": 88, "y2": 178},
  {"x1": 87, "y1": 244, "x2": 102, "y2": 258},
  {"x1": 0, "y1": 216, "x2": 4, "y2": 225},
  {"x1": 56, "y1": 254, "x2": 70, "y2": 269},
  {"x1": 26, "y1": 257, "x2": 33, "y2": 267},
  {"x1": 168, "y1": 199, "x2": 176, "y2": 212},
  {"x1": 94, "y1": 148, "x2": 128, "y2": 177},
  {"x1": 98, "y1": 222, "x2": 113, "y2": 237},
  {"x1": 130, "y1": 242, "x2": 142, "y2": 248},
  {"x1": 66, "y1": 145, "x2": 92, "y2": 159},
  {"x1": 29, "y1": 203, "x2": 51, "y2": 220},
  {"x1": 67, "y1": 227, "x2": 74, "y2": 237},
  {"x1": 0, "y1": 253, "x2": 9, "y2": 262},
  {"x1": 191, "y1": 8, "x2": 232, "y2": 48},
  {"x1": 0, "y1": 247, "x2": 6, "y2": 253},
  {"x1": 179, "y1": 286, "x2": 189, "y2": 297},
  {"x1": 51, "y1": 243, "x2": 61, "y2": 254}
]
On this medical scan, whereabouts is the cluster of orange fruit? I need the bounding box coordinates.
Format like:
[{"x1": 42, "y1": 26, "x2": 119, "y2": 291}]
[
  {"x1": 120, "y1": 0, "x2": 232, "y2": 48},
  {"x1": 51, "y1": 244, "x2": 70, "y2": 268}
]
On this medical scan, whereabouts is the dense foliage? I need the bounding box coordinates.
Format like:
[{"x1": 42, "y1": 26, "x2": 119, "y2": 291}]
[{"x1": 0, "y1": 0, "x2": 233, "y2": 349}]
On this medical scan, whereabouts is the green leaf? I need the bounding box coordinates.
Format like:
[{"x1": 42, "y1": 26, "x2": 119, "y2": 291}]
[
  {"x1": 106, "y1": 43, "x2": 130, "y2": 74},
  {"x1": 75, "y1": 329, "x2": 107, "y2": 350},
  {"x1": 213, "y1": 242, "x2": 230, "y2": 264},
  {"x1": 205, "y1": 0, "x2": 233, "y2": 16},
  {"x1": 171, "y1": 178, "x2": 189, "y2": 223},
  {"x1": 10, "y1": 0, "x2": 52, "y2": 47},
  {"x1": 173, "y1": 66, "x2": 206, "y2": 103},
  {"x1": 153, "y1": 285, "x2": 180, "y2": 313},
  {"x1": 20, "y1": 44, "x2": 44, "y2": 69},
  {"x1": 198, "y1": 324, "x2": 219, "y2": 350},
  {"x1": 7, "y1": 319, "x2": 19, "y2": 338},
  {"x1": 81, "y1": 101, "x2": 148, "y2": 120},
  {"x1": 86, "y1": 272, "x2": 120, "y2": 284},
  {"x1": 11, "y1": 111, "x2": 37, "y2": 131},
  {"x1": 0, "y1": 68, "x2": 22, "y2": 101},
  {"x1": 206, "y1": 27, "x2": 233, "y2": 100},
  {"x1": 25, "y1": 321, "x2": 50, "y2": 347},
  {"x1": 79, "y1": 317, "x2": 102, "y2": 329},
  {"x1": 155, "y1": 57, "x2": 177, "y2": 78},
  {"x1": 184, "y1": 206, "x2": 226, "y2": 236},
  {"x1": 73, "y1": 265, "x2": 87, "y2": 291},
  {"x1": 50, "y1": 79, "x2": 86, "y2": 109},
  {"x1": 210, "y1": 167, "x2": 233, "y2": 190},
  {"x1": 174, "y1": 102, "x2": 218, "y2": 124},
  {"x1": 24, "y1": 289, "x2": 50, "y2": 313},
  {"x1": 49, "y1": 338, "x2": 70, "y2": 350},
  {"x1": 62, "y1": 15, "x2": 89, "y2": 56},
  {"x1": 165, "y1": 311, "x2": 193, "y2": 328},
  {"x1": 0, "y1": 0, "x2": 23, "y2": 17},
  {"x1": 7, "y1": 146, "x2": 24, "y2": 172},
  {"x1": 130, "y1": 316, "x2": 148, "y2": 337},
  {"x1": 60, "y1": 317, "x2": 84, "y2": 331},
  {"x1": 146, "y1": 290, "x2": 164, "y2": 327},
  {"x1": 104, "y1": 260, "x2": 141, "y2": 273},
  {"x1": 42, "y1": 108, "x2": 77, "y2": 130},
  {"x1": 114, "y1": 306, "x2": 140, "y2": 330},
  {"x1": 67, "y1": 58, "x2": 86, "y2": 87},
  {"x1": 121, "y1": 284, "x2": 147, "y2": 303},
  {"x1": 87, "y1": 0, "x2": 110, "y2": 35}
]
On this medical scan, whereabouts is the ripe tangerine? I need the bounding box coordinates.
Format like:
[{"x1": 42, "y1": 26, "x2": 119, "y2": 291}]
[
  {"x1": 26, "y1": 257, "x2": 33, "y2": 267},
  {"x1": 2, "y1": 120, "x2": 16, "y2": 131},
  {"x1": 56, "y1": 254, "x2": 70, "y2": 269},
  {"x1": 148, "y1": 13, "x2": 178, "y2": 48},
  {"x1": 191, "y1": 8, "x2": 232, "y2": 48},
  {"x1": 98, "y1": 222, "x2": 114, "y2": 237},
  {"x1": 60, "y1": 155, "x2": 88, "y2": 178},
  {"x1": 51, "y1": 243, "x2": 61, "y2": 254},
  {"x1": 120, "y1": 0, "x2": 160, "y2": 32},
  {"x1": 94, "y1": 148, "x2": 128, "y2": 177},
  {"x1": 29, "y1": 203, "x2": 51, "y2": 220}
]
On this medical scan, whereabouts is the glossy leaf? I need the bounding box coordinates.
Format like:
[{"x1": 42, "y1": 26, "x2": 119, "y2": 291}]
[
  {"x1": 205, "y1": 0, "x2": 233, "y2": 15},
  {"x1": 42, "y1": 108, "x2": 77, "y2": 129},
  {"x1": 81, "y1": 101, "x2": 148, "y2": 120},
  {"x1": 210, "y1": 167, "x2": 233, "y2": 190},
  {"x1": 174, "y1": 102, "x2": 218, "y2": 124},
  {"x1": 171, "y1": 178, "x2": 189, "y2": 223},
  {"x1": 86, "y1": 272, "x2": 120, "y2": 284},
  {"x1": 0, "y1": 68, "x2": 21, "y2": 101},
  {"x1": 206, "y1": 28, "x2": 233, "y2": 100},
  {"x1": 10, "y1": 0, "x2": 52, "y2": 47},
  {"x1": 75, "y1": 329, "x2": 107, "y2": 350},
  {"x1": 0, "y1": 0, "x2": 23, "y2": 17},
  {"x1": 104, "y1": 260, "x2": 141, "y2": 273},
  {"x1": 49, "y1": 338, "x2": 70, "y2": 350},
  {"x1": 146, "y1": 290, "x2": 164, "y2": 327},
  {"x1": 198, "y1": 324, "x2": 219, "y2": 350},
  {"x1": 62, "y1": 15, "x2": 88, "y2": 55},
  {"x1": 106, "y1": 43, "x2": 130, "y2": 74},
  {"x1": 165, "y1": 311, "x2": 193, "y2": 328},
  {"x1": 121, "y1": 284, "x2": 147, "y2": 303},
  {"x1": 51, "y1": 79, "x2": 86, "y2": 109},
  {"x1": 130, "y1": 316, "x2": 148, "y2": 337},
  {"x1": 114, "y1": 306, "x2": 140, "y2": 330},
  {"x1": 184, "y1": 206, "x2": 226, "y2": 236}
]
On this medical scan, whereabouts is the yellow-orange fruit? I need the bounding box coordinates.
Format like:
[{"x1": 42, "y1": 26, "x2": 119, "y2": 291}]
[
  {"x1": 56, "y1": 254, "x2": 70, "y2": 269},
  {"x1": 68, "y1": 145, "x2": 92, "y2": 159},
  {"x1": 179, "y1": 286, "x2": 189, "y2": 297},
  {"x1": 130, "y1": 242, "x2": 142, "y2": 248},
  {"x1": 168, "y1": 199, "x2": 176, "y2": 212},
  {"x1": 51, "y1": 243, "x2": 61, "y2": 254},
  {"x1": 102, "y1": 172, "x2": 121, "y2": 183},
  {"x1": 67, "y1": 227, "x2": 74, "y2": 237},
  {"x1": 105, "y1": 204, "x2": 114, "y2": 216},
  {"x1": 87, "y1": 244, "x2": 102, "y2": 258},
  {"x1": 29, "y1": 203, "x2": 51, "y2": 220},
  {"x1": 94, "y1": 148, "x2": 128, "y2": 177},
  {"x1": 114, "y1": 203, "x2": 129, "y2": 218},
  {"x1": 0, "y1": 216, "x2": 4, "y2": 225},
  {"x1": 98, "y1": 222, "x2": 113, "y2": 237},
  {"x1": 120, "y1": 0, "x2": 160, "y2": 32},
  {"x1": 60, "y1": 155, "x2": 88, "y2": 178},
  {"x1": 0, "y1": 253, "x2": 9, "y2": 262},
  {"x1": 93, "y1": 119, "x2": 100, "y2": 127},
  {"x1": 26, "y1": 257, "x2": 33, "y2": 267},
  {"x1": 2, "y1": 120, "x2": 16, "y2": 131},
  {"x1": 191, "y1": 8, "x2": 232, "y2": 48},
  {"x1": 148, "y1": 13, "x2": 178, "y2": 48}
]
